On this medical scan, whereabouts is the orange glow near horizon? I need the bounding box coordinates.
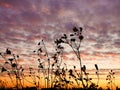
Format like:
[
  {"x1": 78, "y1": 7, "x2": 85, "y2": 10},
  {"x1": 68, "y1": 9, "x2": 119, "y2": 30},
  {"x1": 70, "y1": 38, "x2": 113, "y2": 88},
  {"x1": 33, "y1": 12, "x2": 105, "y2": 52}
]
[
  {"x1": 0, "y1": 0, "x2": 120, "y2": 89},
  {"x1": 0, "y1": 69, "x2": 120, "y2": 89}
]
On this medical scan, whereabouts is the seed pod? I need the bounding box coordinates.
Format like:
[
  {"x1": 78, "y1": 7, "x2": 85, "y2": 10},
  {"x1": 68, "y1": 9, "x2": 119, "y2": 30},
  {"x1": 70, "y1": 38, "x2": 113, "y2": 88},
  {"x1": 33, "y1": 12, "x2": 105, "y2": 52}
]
[
  {"x1": 73, "y1": 27, "x2": 78, "y2": 32},
  {"x1": 79, "y1": 27, "x2": 83, "y2": 32},
  {"x1": 8, "y1": 58, "x2": 14, "y2": 62},
  {"x1": 79, "y1": 35, "x2": 84, "y2": 40},
  {"x1": 71, "y1": 38, "x2": 76, "y2": 42},
  {"x1": 12, "y1": 63, "x2": 17, "y2": 67},
  {"x1": 95, "y1": 64, "x2": 98, "y2": 70},
  {"x1": 1, "y1": 67, "x2": 7, "y2": 72},
  {"x1": 6, "y1": 48, "x2": 11, "y2": 55},
  {"x1": 38, "y1": 42, "x2": 40, "y2": 45}
]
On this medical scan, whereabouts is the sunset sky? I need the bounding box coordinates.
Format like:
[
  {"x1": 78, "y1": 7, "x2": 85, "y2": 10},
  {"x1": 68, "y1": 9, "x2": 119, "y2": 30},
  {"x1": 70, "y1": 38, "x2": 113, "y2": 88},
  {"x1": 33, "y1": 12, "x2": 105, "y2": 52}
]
[{"x1": 0, "y1": 0, "x2": 120, "y2": 70}]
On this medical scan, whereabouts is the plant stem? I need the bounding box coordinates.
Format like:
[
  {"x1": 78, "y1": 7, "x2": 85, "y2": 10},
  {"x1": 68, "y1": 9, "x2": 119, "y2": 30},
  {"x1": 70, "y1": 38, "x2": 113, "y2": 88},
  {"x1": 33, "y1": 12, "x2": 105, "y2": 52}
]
[{"x1": 42, "y1": 40, "x2": 50, "y2": 88}]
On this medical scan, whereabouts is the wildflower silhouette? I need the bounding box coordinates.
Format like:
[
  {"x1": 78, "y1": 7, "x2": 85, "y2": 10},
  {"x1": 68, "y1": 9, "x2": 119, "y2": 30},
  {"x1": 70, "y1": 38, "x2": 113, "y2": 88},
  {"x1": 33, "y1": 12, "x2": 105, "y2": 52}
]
[
  {"x1": 0, "y1": 48, "x2": 24, "y2": 89},
  {"x1": 106, "y1": 70, "x2": 116, "y2": 90},
  {"x1": 54, "y1": 27, "x2": 100, "y2": 89},
  {"x1": 0, "y1": 27, "x2": 119, "y2": 90}
]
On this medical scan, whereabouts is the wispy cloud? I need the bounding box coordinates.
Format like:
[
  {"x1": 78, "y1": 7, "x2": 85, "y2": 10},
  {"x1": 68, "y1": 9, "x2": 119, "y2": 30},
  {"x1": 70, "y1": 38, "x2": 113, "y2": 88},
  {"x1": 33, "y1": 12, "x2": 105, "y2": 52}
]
[{"x1": 0, "y1": 0, "x2": 120, "y2": 69}]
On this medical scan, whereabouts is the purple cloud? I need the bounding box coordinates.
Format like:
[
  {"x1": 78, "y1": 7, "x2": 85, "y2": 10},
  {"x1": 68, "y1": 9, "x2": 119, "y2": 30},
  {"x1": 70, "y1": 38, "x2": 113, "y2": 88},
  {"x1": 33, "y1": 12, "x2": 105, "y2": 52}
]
[{"x1": 0, "y1": 0, "x2": 120, "y2": 69}]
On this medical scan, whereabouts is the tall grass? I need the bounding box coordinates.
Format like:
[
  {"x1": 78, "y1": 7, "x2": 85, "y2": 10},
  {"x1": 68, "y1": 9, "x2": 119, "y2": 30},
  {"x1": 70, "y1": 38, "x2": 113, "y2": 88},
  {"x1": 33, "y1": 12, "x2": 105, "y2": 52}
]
[{"x1": 0, "y1": 27, "x2": 119, "y2": 90}]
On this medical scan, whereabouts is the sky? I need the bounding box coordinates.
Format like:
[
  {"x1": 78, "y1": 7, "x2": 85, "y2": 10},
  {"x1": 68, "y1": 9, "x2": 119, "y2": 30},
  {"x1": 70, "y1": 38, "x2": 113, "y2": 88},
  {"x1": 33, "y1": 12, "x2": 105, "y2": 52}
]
[{"x1": 0, "y1": 0, "x2": 120, "y2": 70}]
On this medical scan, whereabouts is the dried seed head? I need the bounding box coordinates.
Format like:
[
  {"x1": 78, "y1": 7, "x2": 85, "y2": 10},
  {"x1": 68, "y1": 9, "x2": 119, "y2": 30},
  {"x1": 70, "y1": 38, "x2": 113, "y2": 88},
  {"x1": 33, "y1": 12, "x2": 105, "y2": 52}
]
[
  {"x1": 79, "y1": 35, "x2": 84, "y2": 40},
  {"x1": 95, "y1": 64, "x2": 99, "y2": 70},
  {"x1": 73, "y1": 27, "x2": 78, "y2": 32}
]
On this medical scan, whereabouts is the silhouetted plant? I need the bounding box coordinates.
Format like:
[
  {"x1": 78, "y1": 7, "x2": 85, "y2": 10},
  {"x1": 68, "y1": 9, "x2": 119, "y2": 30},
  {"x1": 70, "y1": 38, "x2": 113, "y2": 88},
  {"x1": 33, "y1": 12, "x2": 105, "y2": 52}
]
[
  {"x1": 0, "y1": 26, "x2": 119, "y2": 90},
  {"x1": 52, "y1": 27, "x2": 102, "y2": 89},
  {"x1": 33, "y1": 36, "x2": 66, "y2": 88},
  {"x1": 34, "y1": 40, "x2": 52, "y2": 88},
  {"x1": 106, "y1": 70, "x2": 116, "y2": 90},
  {"x1": 0, "y1": 48, "x2": 24, "y2": 89},
  {"x1": 67, "y1": 65, "x2": 99, "y2": 89},
  {"x1": 51, "y1": 38, "x2": 68, "y2": 89},
  {"x1": 54, "y1": 27, "x2": 100, "y2": 89},
  {"x1": 28, "y1": 66, "x2": 39, "y2": 88}
]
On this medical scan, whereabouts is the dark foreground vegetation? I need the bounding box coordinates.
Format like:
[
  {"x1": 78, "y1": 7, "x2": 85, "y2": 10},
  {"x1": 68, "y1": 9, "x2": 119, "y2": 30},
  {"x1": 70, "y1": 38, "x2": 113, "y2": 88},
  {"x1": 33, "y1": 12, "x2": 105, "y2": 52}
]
[
  {"x1": 0, "y1": 27, "x2": 119, "y2": 90},
  {"x1": 0, "y1": 87, "x2": 120, "y2": 90}
]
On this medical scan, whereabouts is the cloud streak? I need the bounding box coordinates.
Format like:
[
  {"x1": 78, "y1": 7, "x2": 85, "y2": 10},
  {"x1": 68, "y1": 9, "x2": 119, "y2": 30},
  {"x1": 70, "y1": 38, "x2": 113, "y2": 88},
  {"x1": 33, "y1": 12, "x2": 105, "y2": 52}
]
[{"x1": 0, "y1": 0, "x2": 120, "y2": 69}]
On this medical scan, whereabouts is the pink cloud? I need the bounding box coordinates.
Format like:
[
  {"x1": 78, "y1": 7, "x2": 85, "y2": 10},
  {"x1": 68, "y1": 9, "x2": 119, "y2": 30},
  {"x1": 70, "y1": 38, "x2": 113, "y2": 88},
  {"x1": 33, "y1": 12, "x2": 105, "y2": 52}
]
[{"x1": 0, "y1": 0, "x2": 119, "y2": 70}]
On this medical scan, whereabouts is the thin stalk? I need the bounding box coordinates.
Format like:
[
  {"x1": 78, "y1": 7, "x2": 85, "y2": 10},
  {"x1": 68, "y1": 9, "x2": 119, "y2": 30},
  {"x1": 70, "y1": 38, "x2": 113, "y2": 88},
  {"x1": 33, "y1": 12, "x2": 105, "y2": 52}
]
[
  {"x1": 67, "y1": 40, "x2": 85, "y2": 88},
  {"x1": 96, "y1": 71, "x2": 99, "y2": 86},
  {"x1": 42, "y1": 40, "x2": 50, "y2": 88},
  {"x1": 14, "y1": 59, "x2": 18, "y2": 89},
  {"x1": 77, "y1": 50, "x2": 85, "y2": 88}
]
